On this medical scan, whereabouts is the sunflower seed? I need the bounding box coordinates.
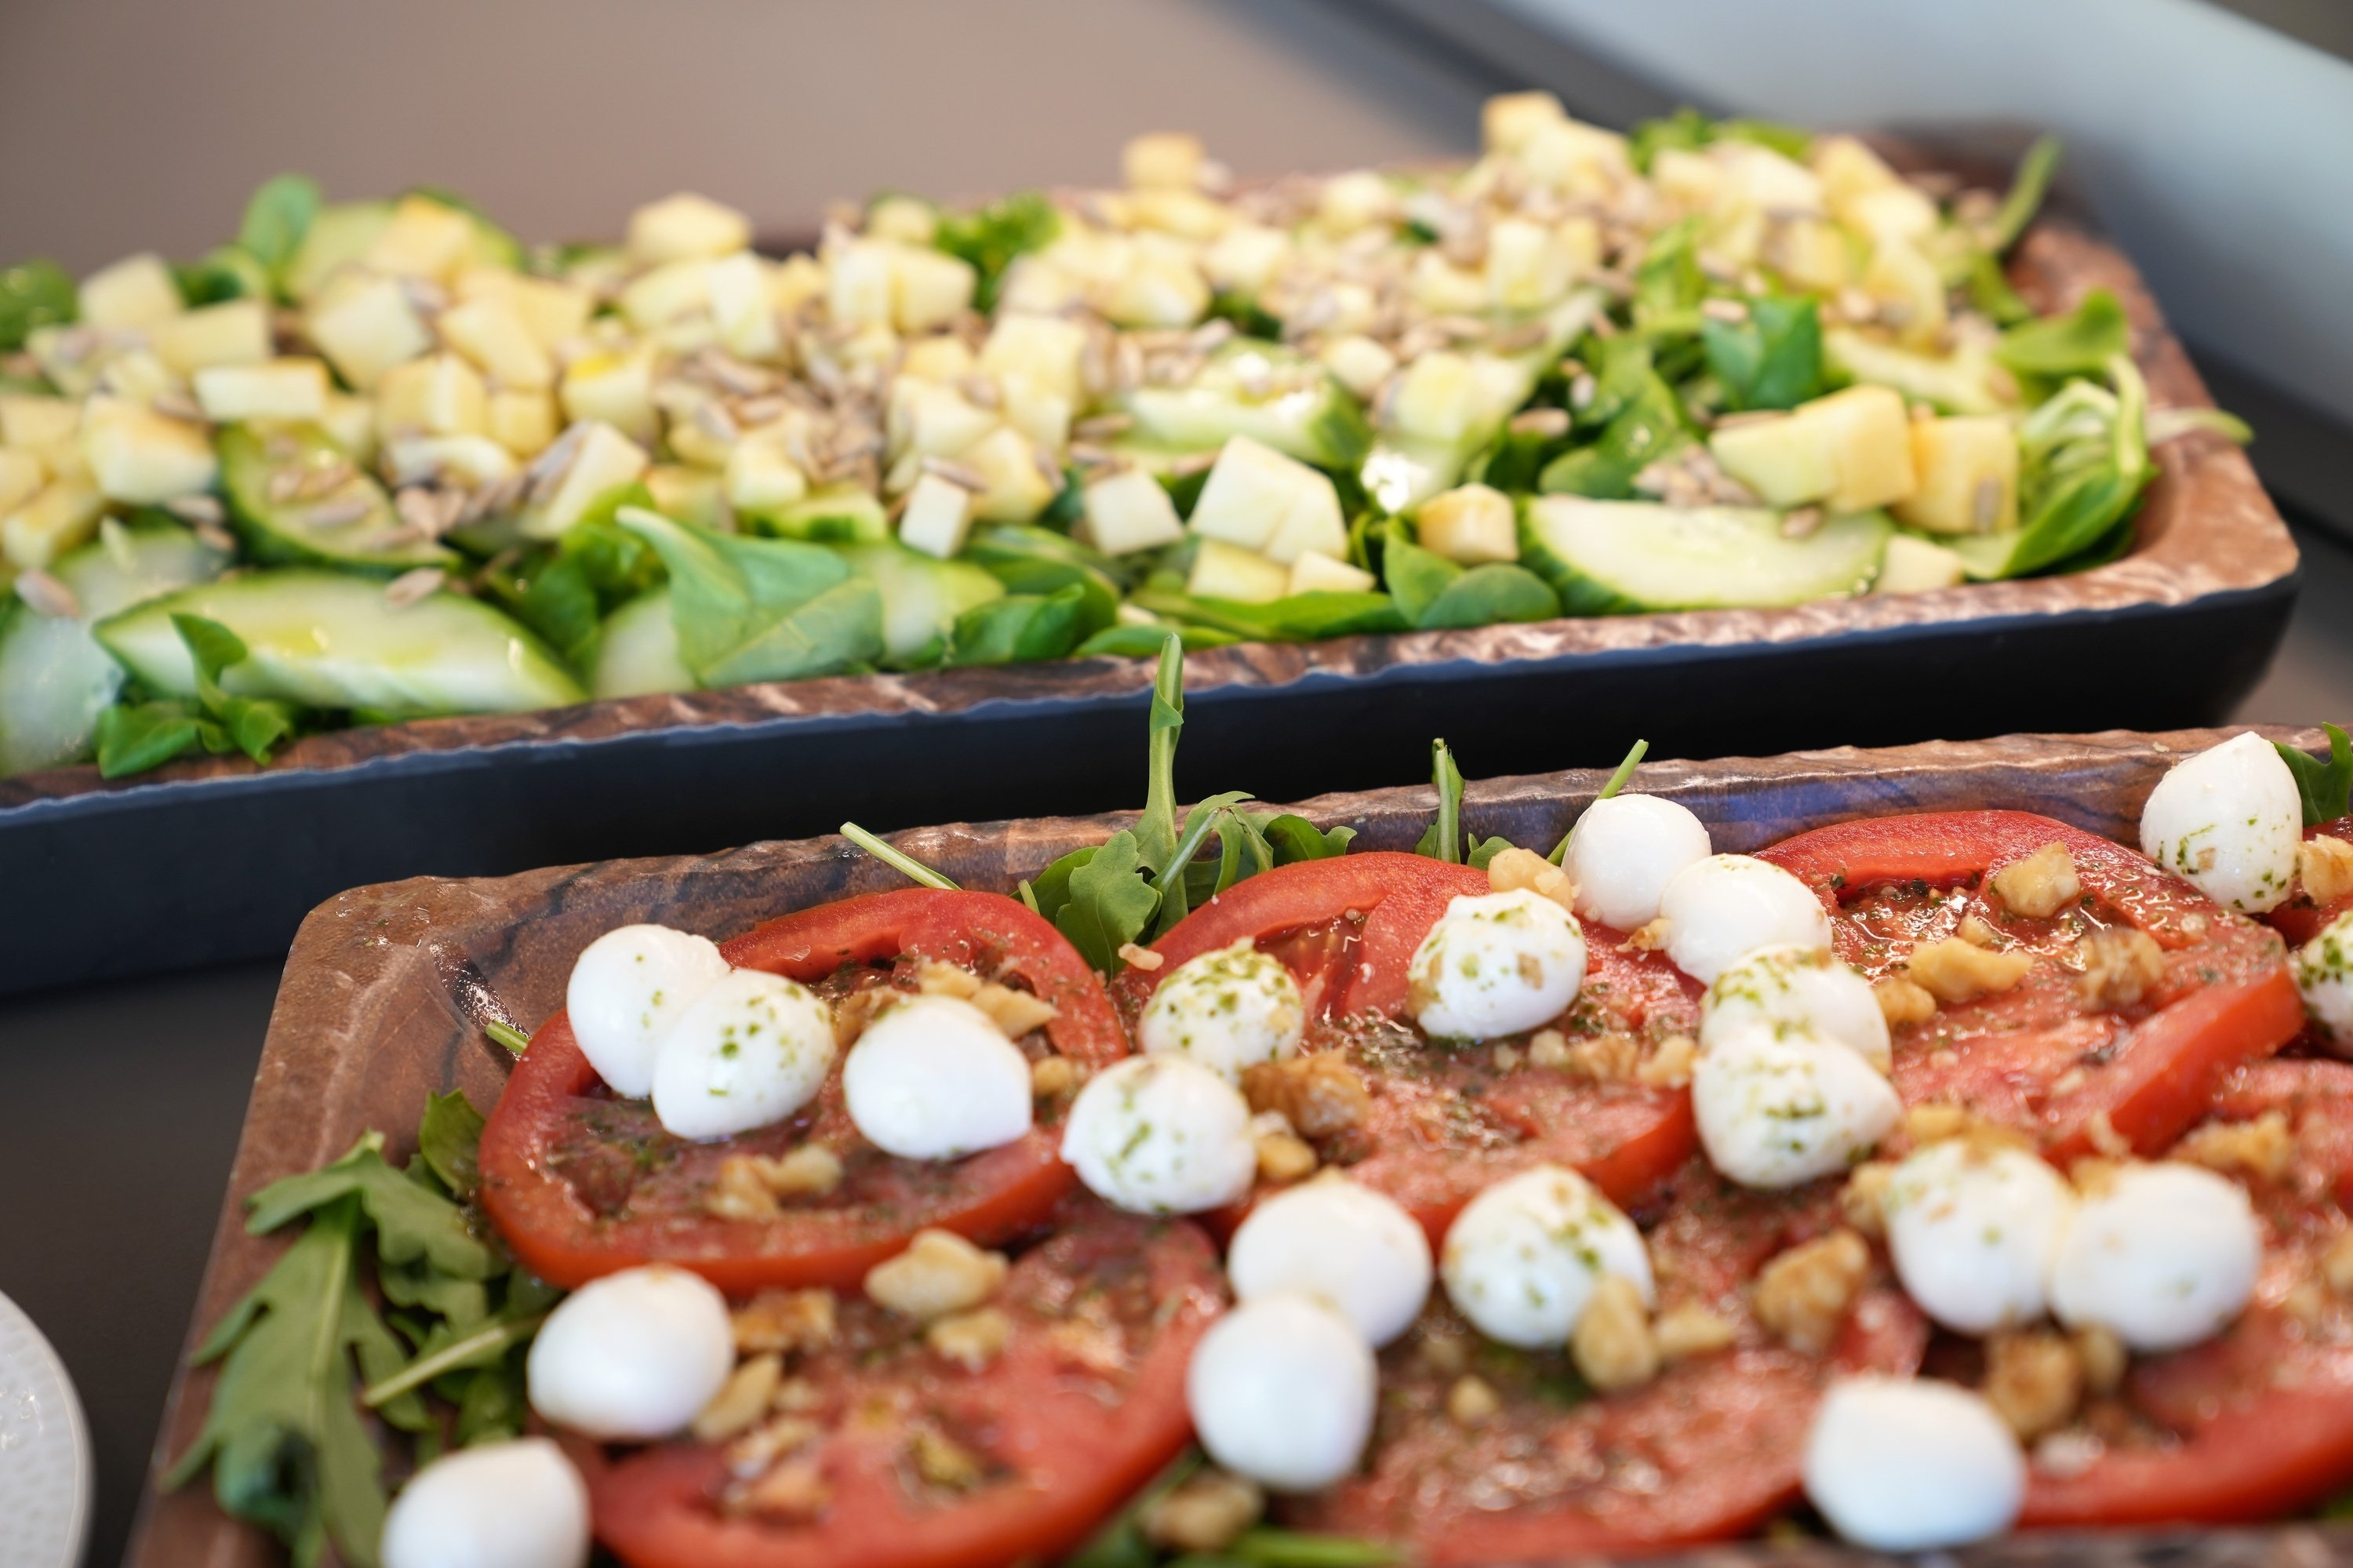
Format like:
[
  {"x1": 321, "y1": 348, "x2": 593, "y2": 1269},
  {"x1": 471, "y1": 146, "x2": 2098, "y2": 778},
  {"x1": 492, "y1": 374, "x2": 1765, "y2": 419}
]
[
  {"x1": 1490, "y1": 320, "x2": 1548, "y2": 353},
  {"x1": 384, "y1": 566, "x2": 446, "y2": 608},
  {"x1": 151, "y1": 390, "x2": 205, "y2": 423},
  {"x1": 304, "y1": 496, "x2": 376, "y2": 529},
  {"x1": 163, "y1": 493, "x2": 225, "y2": 526},
  {"x1": 193, "y1": 519, "x2": 238, "y2": 554},
  {"x1": 1569, "y1": 373, "x2": 1598, "y2": 411},
  {"x1": 919, "y1": 457, "x2": 987, "y2": 492},
  {"x1": 1071, "y1": 413, "x2": 1133, "y2": 441},
  {"x1": 1700, "y1": 298, "x2": 1750, "y2": 324},
  {"x1": 14, "y1": 569, "x2": 78, "y2": 620},
  {"x1": 1780, "y1": 507, "x2": 1824, "y2": 539},
  {"x1": 1508, "y1": 407, "x2": 1571, "y2": 438},
  {"x1": 958, "y1": 374, "x2": 1002, "y2": 411}
]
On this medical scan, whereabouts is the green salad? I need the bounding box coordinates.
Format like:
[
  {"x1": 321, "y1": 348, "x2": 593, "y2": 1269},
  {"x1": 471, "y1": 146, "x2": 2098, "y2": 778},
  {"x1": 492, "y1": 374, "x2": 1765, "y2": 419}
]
[{"x1": 0, "y1": 96, "x2": 2238, "y2": 780}]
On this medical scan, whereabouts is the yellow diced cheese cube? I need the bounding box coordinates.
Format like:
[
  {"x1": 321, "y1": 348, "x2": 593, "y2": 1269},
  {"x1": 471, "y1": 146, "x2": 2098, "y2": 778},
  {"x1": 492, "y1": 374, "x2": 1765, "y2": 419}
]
[
  {"x1": 1482, "y1": 90, "x2": 1568, "y2": 155},
  {"x1": 979, "y1": 314, "x2": 1086, "y2": 402},
  {"x1": 620, "y1": 257, "x2": 713, "y2": 331},
  {"x1": 1893, "y1": 416, "x2": 2019, "y2": 535},
  {"x1": 1803, "y1": 384, "x2": 1918, "y2": 512},
  {"x1": 1877, "y1": 533, "x2": 1968, "y2": 593},
  {"x1": 151, "y1": 299, "x2": 272, "y2": 375},
  {"x1": 1189, "y1": 435, "x2": 1344, "y2": 565},
  {"x1": 560, "y1": 347, "x2": 659, "y2": 446},
  {"x1": 2, "y1": 478, "x2": 104, "y2": 570},
  {"x1": 487, "y1": 389, "x2": 558, "y2": 457},
  {"x1": 307, "y1": 274, "x2": 433, "y2": 389},
  {"x1": 365, "y1": 195, "x2": 478, "y2": 282},
  {"x1": 0, "y1": 449, "x2": 44, "y2": 517},
  {"x1": 82, "y1": 397, "x2": 217, "y2": 504},
  {"x1": 1862, "y1": 238, "x2": 1948, "y2": 348},
  {"x1": 522, "y1": 420, "x2": 651, "y2": 540},
  {"x1": 194, "y1": 358, "x2": 330, "y2": 424},
  {"x1": 1187, "y1": 537, "x2": 1289, "y2": 603},
  {"x1": 1417, "y1": 484, "x2": 1518, "y2": 564},
  {"x1": 1124, "y1": 132, "x2": 1207, "y2": 191},
  {"x1": 437, "y1": 295, "x2": 554, "y2": 390},
  {"x1": 78, "y1": 253, "x2": 183, "y2": 330},
  {"x1": 645, "y1": 464, "x2": 729, "y2": 530},
  {"x1": 898, "y1": 472, "x2": 975, "y2": 558},
  {"x1": 706, "y1": 252, "x2": 781, "y2": 362},
  {"x1": 898, "y1": 334, "x2": 976, "y2": 384},
  {"x1": 1287, "y1": 548, "x2": 1376, "y2": 595},
  {"x1": 726, "y1": 432, "x2": 809, "y2": 516},
  {"x1": 627, "y1": 193, "x2": 752, "y2": 267},
  {"x1": 962, "y1": 425, "x2": 1055, "y2": 524},
  {"x1": 1080, "y1": 467, "x2": 1184, "y2": 555},
  {"x1": 892, "y1": 246, "x2": 977, "y2": 334}
]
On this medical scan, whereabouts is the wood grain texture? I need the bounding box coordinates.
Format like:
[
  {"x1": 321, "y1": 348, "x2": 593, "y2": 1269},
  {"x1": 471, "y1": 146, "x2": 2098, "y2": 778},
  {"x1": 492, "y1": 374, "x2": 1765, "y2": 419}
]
[
  {"x1": 132, "y1": 724, "x2": 2340, "y2": 1568},
  {"x1": 0, "y1": 208, "x2": 2297, "y2": 815}
]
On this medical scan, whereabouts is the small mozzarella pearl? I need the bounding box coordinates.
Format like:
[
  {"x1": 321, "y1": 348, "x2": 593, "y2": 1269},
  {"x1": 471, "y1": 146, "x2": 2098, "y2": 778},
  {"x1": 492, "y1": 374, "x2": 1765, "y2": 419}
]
[
  {"x1": 1408, "y1": 889, "x2": 1587, "y2": 1041},
  {"x1": 1659, "y1": 854, "x2": 1833, "y2": 983},
  {"x1": 1061, "y1": 1054, "x2": 1258, "y2": 1213},
  {"x1": 1565, "y1": 792, "x2": 1713, "y2": 931},
  {"x1": 1228, "y1": 1176, "x2": 1433, "y2": 1346},
  {"x1": 381, "y1": 1438, "x2": 591, "y2": 1568},
  {"x1": 649, "y1": 969, "x2": 837, "y2": 1141},
  {"x1": 1804, "y1": 1377, "x2": 2024, "y2": 1551},
  {"x1": 526, "y1": 1266, "x2": 734, "y2": 1441},
  {"x1": 1187, "y1": 1292, "x2": 1377, "y2": 1492},
  {"x1": 1139, "y1": 942, "x2": 1305, "y2": 1083},
  {"x1": 842, "y1": 994, "x2": 1035, "y2": 1159},
  {"x1": 1692, "y1": 1024, "x2": 1900, "y2": 1189},
  {"x1": 2295, "y1": 909, "x2": 2353, "y2": 1052},
  {"x1": 1439, "y1": 1163, "x2": 1652, "y2": 1348},
  {"x1": 1882, "y1": 1140, "x2": 2075, "y2": 1334},
  {"x1": 566, "y1": 924, "x2": 730, "y2": 1097},
  {"x1": 2051, "y1": 1162, "x2": 2262, "y2": 1352},
  {"x1": 1700, "y1": 943, "x2": 1891, "y2": 1071},
  {"x1": 2138, "y1": 730, "x2": 2303, "y2": 913}
]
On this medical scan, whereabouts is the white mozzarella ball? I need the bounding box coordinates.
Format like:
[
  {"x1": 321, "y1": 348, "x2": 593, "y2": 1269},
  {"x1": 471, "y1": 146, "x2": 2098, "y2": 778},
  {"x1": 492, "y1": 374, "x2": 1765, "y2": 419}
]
[
  {"x1": 1691, "y1": 1024, "x2": 1900, "y2": 1189},
  {"x1": 1187, "y1": 1292, "x2": 1377, "y2": 1492},
  {"x1": 1139, "y1": 942, "x2": 1306, "y2": 1082},
  {"x1": 1061, "y1": 1055, "x2": 1257, "y2": 1213},
  {"x1": 566, "y1": 924, "x2": 731, "y2": 1097},
  {"x1": 526, "y1": 1266, "x2": 734, "y2": 1441},
  {"x1": 2294, "y1": 910, "x2": 2353, "y2": 1052},
  {"x1": 2138, "y1": 730, "x2": 2303, "y2": 913},
  {"x1": 1882, "y1": 1140, "x2": 2075, "y2": 1334},
  {"x1": 1566, "y1": 792, "x2": 1713, "y2": 931},
  {"x1": 842, "y1": 994, "x2": 1035, "y2": 1159},
  {"x1": 1700, "y1": 943, "x2": 1891, "y2": 1072},
  {"x1": 1804, "y1": 1377, "x2": 2024, "y2": 1551},
  {"x1": 1439, "y1": 1163, "x2": 1652, "y2": 1348},
  {"x1": 1408, "y1": 890, "x2": 1587, "y2": 1041},
  {"x1": 649, "y1": 969, "x2": 838, "y2": 1141},
  {"x1": 2051, "y1": 1161, "x2": 2263, "y2": 1352},
  {"x1": 1228, "y1": 1177, "x2": 1433, "y2": 1346},
  {"x1": 1659, "y1": 854, "x2": 1833, "y2": 983},
  {"x1": 382, "y1": 1437, "x2": 591, "y2": 1568}
]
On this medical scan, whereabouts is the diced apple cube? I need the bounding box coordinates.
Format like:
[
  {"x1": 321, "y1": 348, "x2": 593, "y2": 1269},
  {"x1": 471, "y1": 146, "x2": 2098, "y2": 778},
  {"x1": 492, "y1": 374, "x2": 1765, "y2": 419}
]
[
  {"x1": 996, "y1": 256, "x2": 1084, "y2": 315},
  {"x1": 1321, "y1": 334, "x2": 1397, "y2": 401},
  {"x1": 962, "y1": 425, "x2": 1056, "y2": 523},
  {"x1": 0, "y1": 449, "x2": 43, "y2": 517},
  {"x1": 1189, "y1": 435, "x2": 1344, "y2": 565},
  {"x1": 827, "y1": 239, "x2": 898, "y2": 329},
  {"x1": 1187, "y1": 538, "x2": 1289, "y2": 603},
  {"x1": 892, "y1": 380, "x2": 1000, "y2": 461},
  {"x1": 1, "y1": 478, "x2": 103, "y2": 570},
  {"x1": 1710, "y1": 413, "x2": 1835, "y2": 508},
  {"x1": 487, "y1": 389, "x2": 558, "y2": 457},
  {"x1": 1318, "y1": 171, "x2": 1395, "y2": 235},
  {"x1": 194, "y1": 358, "x2": 330, "y2": 424},
  {"x1": 899, "y1": 335, "x2": 976, "y2": 384},
  {"x1": 704, "y1": 252, "x2": 781, "y2": 362},
  {"x1": 1762, "y1": 215, "x2": 1852, "y2": 293},
  {"x1": 1876, "y1": 533, "x2": 1968, "y2": 593},
  {"x1": 521, "y1": 420, "x2": 650, "y2": 540},
  {"x1": 365, "y1": 196, "x2": 478, "y2": 281},
  {"x1": 866, "y1": 196, "x2": 937, "y2": 246},
  {"x1": 620, "y1": 257, "x2": 714, "y2": 331},
  {"x1": 1805, "y1": 384, "x2": 1918, "y2": 511},
  {"x1": 1125, "y1": 188, "x2": 1231, "y2": 241},
  {"x1": 457, "y1": 269, "x2": 596, "y2": 351},
  {"x1": 1894, "y1": 416, "x2": 2018, "y2": 535},
  {"x1": 151, "y1": 299, "x2": 272, "y2": 375},
  {"x1": 1390, "y1": 352, "x2": 1480, "y2": 444},
  {"x1": 1080, "y1": 468, "x2": 1184, "y2": 555},
  {"x1": 560, "y1": 347, "x2": 659, "y2": 446},
  {"x1": 1002, "y1": 377, "x2": 1072, "y2": 452},
  {"x1": 1843, "y1": 184, "x2": 1940, "y2": 245},
  {"x1": 380, "y1": 353, "x2": 488, "y2": 438},
  {"x1": 893, "y1": 246, "x2": 977, "y2": 333},
  {"x1": 82, "y1": 397, "x2": 216, "y2": 504},
  {"x1": 1417, "y1": 484, "x2": 1518, "y2": 564},
  {"x1": 438, "y1": 295, "x2": 554, "y2": 390},
  {"x1": 96, "y1": 350, "x2": 178, "y2": 409},
  {"x1": 1651, "y1": 148, "x2": 1725, "y2": 215},
  {"x1": 1286, "y1": 548, "x2": 1376, "y2": 595},
  {"x1": 320, "y1": 391, "x2": 377, "y2": 464},
  {"x1": 78, "y1": 253, "x2": 183, "y2": 331},
  {"x1": 1811, "y1": 136, "x2": 1901, "y2": 207},
  {"x1": 1482, "y1": 90, "x2": 1568, "y2": 154},
  {"x1": 898, "y1": 472, "x2": 975, "y2": 558},
  {"x1": 1486, "y1": 217, "x2": 1576, "y2": 312},
  {"x1": 307, "y1": 274, "x2": 433, "y2": 389},
  {"x1": 386, "y1": 434, "x2": 518, "y2": 489},
  {"x1": 1103, "y1": 249, "x2": 1208, "y2": 329},
  {"x1": 1410, "y1": 251, "x2": 1488, "y2": 318},
  {"x1": 0, "y1": 395, "x2": 80, "y2": 453},
  {"x1": 662, "y1": 393, "x2": 736, "y2": 471},
  {"x1": 1518, "y1": 118, "x2": 1631, "y2": 196},
  {"x1": 980, "y1": 314, "x2": 1087, "y2": 402},
  {"x1": 1713, "y1": 142, "x2": 1825, "y2": 217},
  {"x1": 1862, "y1": 238, "x2": 1947, "y2": 347},
  {"x1": 1124, "y1": 132, "x2": 1207, "y2": 191},
  {"x1": 646, "y1": 464, "x2": 730, "y2": 530},
  {"x1": 1202, "y1": 223, "x2": 1290, "y2": 296},
  {"x1": 769, "y1": 253, "x2": 827, "y2": 316},
  {"x1": 726, "y1": 432, "x2": 809, "y2": 516},
  {"x1": 627, "y1": 193, "x2": 752, "y2": 266}
]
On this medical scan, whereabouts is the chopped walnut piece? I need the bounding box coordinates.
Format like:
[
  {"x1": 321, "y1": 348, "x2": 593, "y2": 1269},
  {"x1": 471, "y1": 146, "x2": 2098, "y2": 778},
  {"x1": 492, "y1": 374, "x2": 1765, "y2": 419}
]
[
  {"x1": 1875, "y1": 975, "x2": 1938, "y2": 1028},
  {"x1": 1492, "y1": 1043, "x2": 1523, "y2": 1072},
  {"x1": 1635, "y1": 1033, "x2": 1698, "y2": 1089},
  {"x1": 915, "y1": 960, "x2": 983, "y2": 999},
  {"x1": 911, "y1": 1428, "x2": 987, "y2": 1491},
  {"x1": 2082, "y1": 1112, "x2": 2132, "y2": 1159},
  {"x1": 927, "y1": 1306, "x2": 1013, "y2": 1371},
  {"x1": 1566, "y1": 1031, "x2": 1642, "y2": 1082},
  {"x1": 725, "y1": 1413, "x2": 824, "y2": 1481},
  {"x1": 2073, "y1": 1324, "x2": 2127, "y2": 1395},
  {"x1": 1486, "y1": 846, "x2": 1577, "y2": 911},
  {"x1": 973, "y1": 981, "x2": 1058, "y2": 1038},
  {"x1": 1838, "y1": 1162, "x2": 1894, "y2": 1239},
  {"x1": 1753, "y1": 1229, "x2": 1870, "y2": 1355},
  {"x1": 1117, "y1": 941, "x2": 1166, "y2": 971},
  {"x1": 1242, "y1": 1053, "x2": 1370, "y2": 1140},
  {"x1": 1904, "y1": 1103, "x2": 1973, "y2": 1144},
  {"x1": 2175, "y1": 1110, "x2": 2293, "y2": 1183},
  {"x1": 705, "y1": 1155, "x2": 782, "y2": 1221},
  {"x1": 757, "y1": 1145, "x2": 846, "y2": 1198},
  {"x1": 2302, "y1": 837, "x2": 2353, "y2": 904},
  {"x1": 731, "y1": 1456, "x2": 830, "y2": 1519},
  {"x1": 831, "y1": 984, "x2": 889, "y2": 1049},
  {"x1": 1907, "y1": 937, "x2": 2033, "y2": 1003},
  {"x1": 693, "y1": 1353, "x2": 784, "y2": 1443},
  {"x1": 2324, "y1": 1231, "x2": 2353, "y2": 1297},
  {"x1": 1143, "y1": 1470, "x2": 1266, "y2": 1553},
  {"x1": 1527, "y1": 1028, "x2": 1573, "y2": 1069},
  {"x1": 1958, "y1": 914, "x2": 2002, "y2": 948},
  {"x1": 1446, "y1": 1373, "x2": 1503, "y2": 1424},
  {"x1": 1990, "y1": 843, "x2": 2085, "y2": 919},
  {"x1": 866, "y1": 1229, "x2": 1009, "y2": 1321},
  {"x1": 734, "y1": 1289, "x2": 838, "y2": 1355},
  {"x1": 1625, "y1": 917, "x2": 1671, "y2": 952},
  {"x1": 1031, "y1": 1055, "x2": 1080, "y2": 1097},
  {"x1": 1652, "y1": 1302, "x2": 1738, "y2": 1362},
  {"x1": 1569, "y1": 1275, "x2": 1659, "y2": 1392},
  {"x1": 1256, "y1": 1129, "x2": 1318, "y2": 1183},
  {"x1": 1984, "y1": 1329, "x2": 2082, "y2": 1442},
  {"x1": 2075, "y1": 927, "x2": 2167, "y2": 1010}
]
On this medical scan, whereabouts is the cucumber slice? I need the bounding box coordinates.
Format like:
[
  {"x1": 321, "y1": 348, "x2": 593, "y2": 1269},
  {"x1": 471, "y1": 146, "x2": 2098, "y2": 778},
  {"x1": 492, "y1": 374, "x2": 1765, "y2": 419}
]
[
  {"x1": 96, "y1": 569, "x2": 585, "y2": 717},
  {"x1": 1824, "y1": 329, "x2": 2009, "y2": 417},
  {"x1": 0, "y1": 520, "x2": 227, "y2": 775},
  {"x1": 220, "y1": 423, "x2": 456, "y2": 574},
  {"x1": 1521, "y1": 497, "x2": 1891, "y2": 613},
  {"x1": 758, "y1": 482, "x2": 890, "y2": 544},
  {"x1": 591, "y1": 588, "x2": 695, "y2": 699},
  {"x1": 1115, "y1": 340, "x2": 1371, "y2": 469},
  {"x1": 282, "y1": 202, "x2": 392, "y2": 304},
  {"x1": 835, "y1": 542, "x2": 1005, "y2": 666}
]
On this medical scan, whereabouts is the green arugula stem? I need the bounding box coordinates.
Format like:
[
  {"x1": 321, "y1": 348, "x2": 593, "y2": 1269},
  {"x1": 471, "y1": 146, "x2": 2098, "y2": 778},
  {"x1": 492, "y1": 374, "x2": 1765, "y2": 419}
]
[
  {"x1": 1431, "y1": 740, "x2": 1461, "y2": 864},
  {"x1": 841, "y1": 823, "x2": 960, "y2": 890},
  {"x1": 483, "y1": 1020, "x2": 530, "y2": 1056},
  {"x1": 1597, "y1": 737, "x2": 1649, "y2": 801},
  {"x1": 361, "y1": 1312, "x2": 548, "y2": 1410}
]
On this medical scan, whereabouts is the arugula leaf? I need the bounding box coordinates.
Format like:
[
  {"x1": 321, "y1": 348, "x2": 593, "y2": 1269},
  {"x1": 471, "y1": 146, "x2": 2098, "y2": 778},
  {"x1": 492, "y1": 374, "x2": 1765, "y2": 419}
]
[
  {"x1": 839, "y1": 821, "x2": 961, "y2": 890},
  {"x1": 1702, "y1": 297, "x2": 1825, "y2": 411},
  {"x1": 416, "y1": 1090, "x2": 487, "y2": 1199},
  {"x1": 1412, "y1": 739, "x2": 1467, "y2": 862},
  {"x1": 95, "y1": 615, "x2": 304, "y2": 771},
  {"x1": 95, "y1": 700, "x2": 204, "y2": 777},
  {"x1": 963, "y1": 524, "x2": 1126, "y2": 628},
  {"x1": 1383, "y1": 522, "x2": 1560, "y2": 631},
  {"x1": 1995, "y1": 289, "x2": 2128, "y2": 380},
  {"x1": 1598, "y1": 737, "x2": 1649, "y2": 801},
  {"x1": 1966, "y1": 249, "x2": 2035, "y2": 327},
  {"x1": 245, "y1": 1134, "x2": 499, "y2": 1281},
  {"x1": 0, "y1": 260, "x2": 75, "y2": 351},
  {"x1": 1136, "y1": 635, "x2": 1188, "y2": 874},
  {"x1": 483, "y1": 1020, "x2": 531, "y2": 1056},
  {"x1": 2277, "y1": 724, "x2": 2353, "y2": 828},
  {"x1": 617, "y1": 505, "x2": 881, "y2": 686},
  {"x1": 1628, "y1": 109, "x2": 1812, "y2": 174},
  {"x1": 933, "y1": 191, "x2": 1060, "y2": 311},
  {"x1": 1263, "y1": 813, "x2": 1355, "y2": 863},
  {"x1": 238, "y1": 174, "x2": 323, "y2": 286},
  {"x1": 175, "y1": 247, "x2": 269, "y2": 307},
  {"x1": 1988, "y1": 135, "x2": 2063, "y2": 254},
  {"x1": 1055, "y1": 830, "x2": 1162, "y2": 972}
]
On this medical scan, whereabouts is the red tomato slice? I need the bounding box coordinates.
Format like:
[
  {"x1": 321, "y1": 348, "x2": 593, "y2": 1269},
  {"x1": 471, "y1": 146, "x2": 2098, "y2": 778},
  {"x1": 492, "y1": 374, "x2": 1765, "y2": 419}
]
[
  {"x1": 1118, "y1": 853, "x2": 1700, "y2": 1235},
  {"x1": 584, "y1": 1206, "x2": 1223, "y2": 1568},
  {"x1": 2022, "y1": 1060, "x2": 2353, "y2": 1526},
  {"x1": 1286, "y1": 1163, "x2": 1927, "y2": 1560},
  {"x1": 1762, "y1": 811, "x2": 2301, "y2": 1160},
  {"x1": 480, "y1": 890, "x2": 1126, "y2": 1292},
  {"x1": 2268, "y1": 817, "x2": 2353, "y2": 948}
]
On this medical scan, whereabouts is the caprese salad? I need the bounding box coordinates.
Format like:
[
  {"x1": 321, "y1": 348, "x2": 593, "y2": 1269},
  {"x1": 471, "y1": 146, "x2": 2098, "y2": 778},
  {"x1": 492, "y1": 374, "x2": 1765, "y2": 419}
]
[
  {"x1": 0, "y1": 94, "x2": 2238, "y2": 780},
  {"x1": 167, "y1": 661, "x2": 2353, "y2": 1567}
]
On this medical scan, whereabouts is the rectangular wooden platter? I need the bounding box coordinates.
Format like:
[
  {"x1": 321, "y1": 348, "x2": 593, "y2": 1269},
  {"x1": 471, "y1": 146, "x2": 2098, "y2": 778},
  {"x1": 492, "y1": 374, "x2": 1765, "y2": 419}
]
[
  {"x1": 132, "y1": 723, "x2": 2345, "y2": 1567},
  {"x1": 0, "y1": 195, "x2": 2299, "y2": 999}
]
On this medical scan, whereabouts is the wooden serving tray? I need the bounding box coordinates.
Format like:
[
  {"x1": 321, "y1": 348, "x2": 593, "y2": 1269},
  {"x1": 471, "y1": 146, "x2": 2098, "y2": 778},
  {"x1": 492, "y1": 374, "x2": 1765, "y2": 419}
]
[{"x1": 131, "y1": 724, "x2": 2344, "y2": 1567}]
